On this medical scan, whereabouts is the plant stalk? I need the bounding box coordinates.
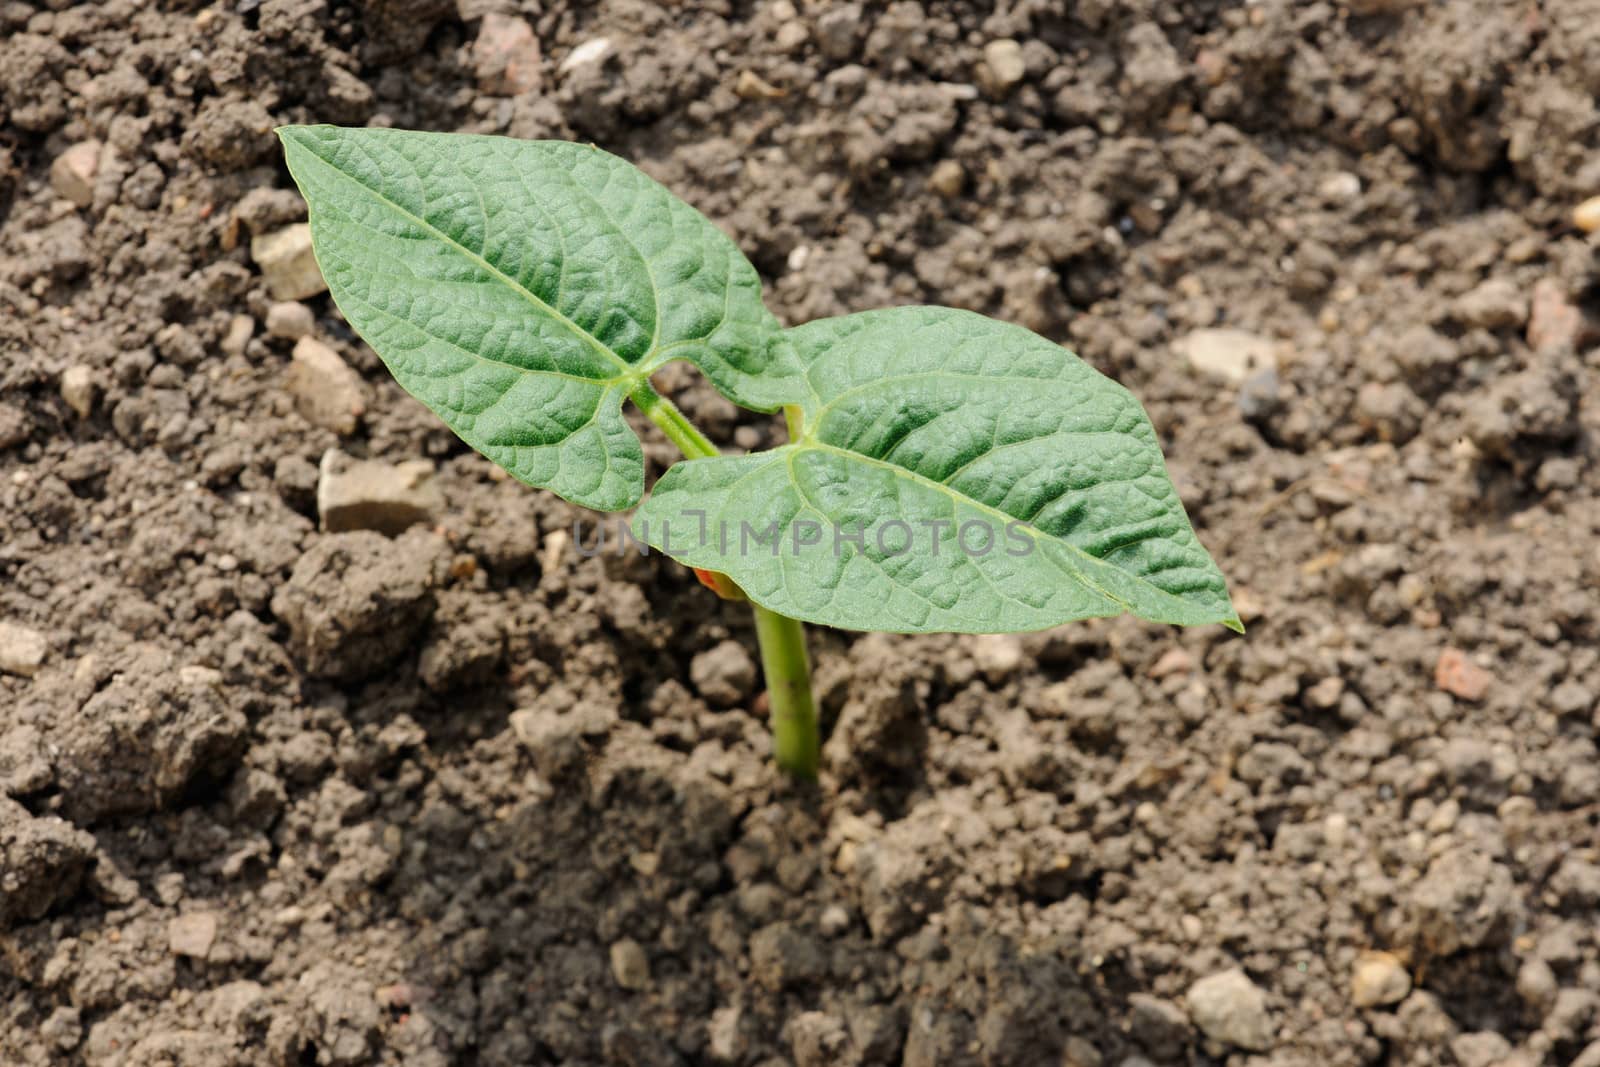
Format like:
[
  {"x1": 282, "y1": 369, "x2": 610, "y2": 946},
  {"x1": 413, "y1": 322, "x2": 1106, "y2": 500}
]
[
  {"x1": 631, "y1": 383, "x2": 820, "y2": 778},
  {"x1": 630, "y1": 381, "x2": 721, "y2": 459},
  {"x1": 750, "y1": 603, "x2": 819, "y2": 777}
]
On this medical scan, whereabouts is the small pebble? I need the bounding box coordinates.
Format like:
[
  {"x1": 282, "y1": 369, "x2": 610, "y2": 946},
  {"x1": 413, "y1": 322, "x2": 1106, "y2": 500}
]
[
  {"x1": 734, "y1": 69, "x2": 785, "y2": 100},
  {"x1": 1350, "y1": 950, "x2": 1411, "y2": 1008},
  {"x1": 59, "y1": 365, "x2": 96, "y2": 419},
  {"x1": 1453, "y1": 278, "x2": 1526, "y2": 330},
  {"x1": 317, "y1": 449, "x2": 443, "y2": 536},
  {"x1": 252, "y1": 223, "x2": 326, "y2": 301},
  {"x1": 1451, "y1": 1031, "x2": 1512, "y2": 1067},
  {"x1": 0, "y1": 622, "x2": 47, "y2": 677},
  {"x1": 169, "y1": 912, "x2": 218, "y2": 959},
  {"x1": 265, "y1": 301, "x2": 315, "y2": 340},
  {"x1": 221, "y1": 314, "x2": 254, "y2": 357},
  {"x1": 50, "y1": 141, "x2": 101, "y2": 208},
  {"x1": 471, "y1": 13, "x2": 541, "y2": 95},
  {"x1": 286, "y1": 337, "x2": 367, "y2": 435},
  {"x1": 971, "y1": 633, "x2": 1024, "y2": 682},
  {"x1": 1174, "y1": 328, "x2": 1275, "y2": 384},
  {"x1": 1527, "y1": 279, "x2": 1585, "y2": 354},
  {"x1": 1147, "y1": 647, "x2": 1194, "y2": 679},
  {"x1": 0, "y1": 404, "x2": 29, "y2": 450},
  {"x1": 979, "y1": 39, "x2": 1026, "y2": 95},
  {"x1": 1304, "y1": 676, "x2": 1344, "y2": 711},
  {"x1": 929, "y1": 159, "x2": 965, "y2": 199},
  {"x1": 1187, "y1": 969, "x2": 1274, "y2": 1051},
  {"x1": 609, "y1": 938, "x2": 651, "y2": 990},
  {"x1": 1573, "y1": 195, "x2": 1600, "y2": 234},
  {"x1": 1434, "y1": 648, "x2": 1492, "y2": 702},
  {"x1": 560, "y1": 38, "x2": 615, "y2": 75},
  {"x1": 1317, "y1": 171, "x2": 1361, "y2": 205}
]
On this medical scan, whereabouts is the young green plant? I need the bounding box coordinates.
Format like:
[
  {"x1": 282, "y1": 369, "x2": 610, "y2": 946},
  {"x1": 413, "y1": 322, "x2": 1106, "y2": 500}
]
[{"x1": 277, "y1": 126, "x2": 1241, "y2": 779}]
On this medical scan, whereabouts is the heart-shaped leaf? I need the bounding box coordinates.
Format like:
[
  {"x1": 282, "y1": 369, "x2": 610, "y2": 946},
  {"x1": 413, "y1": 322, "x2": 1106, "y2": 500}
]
[
  {"x1": 278, "y1": 125, "x2": 803, "y2": 511},
  {"x1": 636, "y1": 308, "x2": 1240, "y2": 634}
]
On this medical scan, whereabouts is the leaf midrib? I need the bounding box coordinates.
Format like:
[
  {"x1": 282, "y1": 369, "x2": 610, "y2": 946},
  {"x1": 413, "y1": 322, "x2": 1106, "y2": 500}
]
[{"x1": 289, "y1": 132, "x2": 646, "y2": 388}]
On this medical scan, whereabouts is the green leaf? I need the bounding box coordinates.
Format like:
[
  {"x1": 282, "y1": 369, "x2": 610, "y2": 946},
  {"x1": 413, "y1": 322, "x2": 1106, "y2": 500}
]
[
  {"x1": 637, "y1": 307, "x2": 1241, "y2": 634},
  {"x1": 277, "y1": 125, "x2": 803, "y2": 511}
]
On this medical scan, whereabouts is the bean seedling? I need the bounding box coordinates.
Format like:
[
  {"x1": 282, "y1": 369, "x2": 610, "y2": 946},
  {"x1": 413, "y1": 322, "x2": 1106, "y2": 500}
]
[{"x1": 278, "y1": 126, "x2": 1240, "y2": 779}]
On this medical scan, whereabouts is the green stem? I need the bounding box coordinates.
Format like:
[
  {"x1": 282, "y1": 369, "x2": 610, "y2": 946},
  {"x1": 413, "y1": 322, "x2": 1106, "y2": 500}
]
[
  {"x1": 629, "y1": 382, "x2": 820, "y2": 778},
  {"x1": 631, "y1": 381, "x2": 719, "y2": 459},
  {"x1": 751, "y1": 604, "x2": 819, "y2": 778}
]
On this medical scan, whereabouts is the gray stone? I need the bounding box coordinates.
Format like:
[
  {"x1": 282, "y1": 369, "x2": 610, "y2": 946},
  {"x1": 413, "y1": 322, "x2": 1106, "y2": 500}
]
[
  {"x1": 252, "y1": 223, "x2": 327, "y2": 301},
  {"x1": 317, "y1": 449, "x2": 442, "y2": 536},
  {"x1": 1187, "y1": 968, "x2": 1274, "y2": 1051},
  {"x1": 979, "y1": 39, "x2": 1026, "y2": 95},
  {"x1": 609, "y1": 938, "x2": 651, "y2": 990},
  {"x1": 60, "y1": 365, "x2": 97, "y2": 419},
  {"x1": 169, "y1": 911, "x2": 218, "y2": 959},
  {"x1": 559, "y1": 37, "x2": 615, "y2": 75},
  {"x1": 286, "y1": 338, "x2": 367, "y2": 435},
  {"x1": 0, "y1": 623, "x2": 46, "y2": 677},
  {"x1": 50, "y1": 141, "x2": 101, "y2": 208},
  {"x1": 1174, "y1": 328, "x2": 1276, "y2": 383},
  {"x1": 265, "y1": 301, "x2": 315, "y2": 340}
]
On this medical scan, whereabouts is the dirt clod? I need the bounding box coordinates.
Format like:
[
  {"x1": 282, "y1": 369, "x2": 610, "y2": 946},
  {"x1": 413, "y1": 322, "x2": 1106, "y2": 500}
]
[
  {"x1": 1407, "y1": 849, "x2": 1521, "y2": 955},
  {"x1": 0, "y1": 796, "x2": 96, "y2": 928},
  {"x1": 271, "y1": 529, "x2": 446, "y2": 680},
  {"x1": 691, "y1": 639, "x2": 758, "y2": 708}
]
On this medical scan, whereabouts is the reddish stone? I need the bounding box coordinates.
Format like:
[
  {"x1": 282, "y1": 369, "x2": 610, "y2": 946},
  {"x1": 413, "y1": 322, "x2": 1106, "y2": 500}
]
[
  {"x1": 473, "y1": 14, "x2": 541, "y2": 96},
  {"x1": 1435, "y1": 647, "x2": 1492, "y2": 702},
  {"x1": 1527, "y1": 278, "x2": 1587, "y2": 355}
]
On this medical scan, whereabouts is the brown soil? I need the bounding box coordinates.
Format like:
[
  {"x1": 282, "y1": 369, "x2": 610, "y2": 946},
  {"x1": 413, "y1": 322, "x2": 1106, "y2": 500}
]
[{"x1": 3, "y1": 1, "x2": 1599, "y2": 1065}]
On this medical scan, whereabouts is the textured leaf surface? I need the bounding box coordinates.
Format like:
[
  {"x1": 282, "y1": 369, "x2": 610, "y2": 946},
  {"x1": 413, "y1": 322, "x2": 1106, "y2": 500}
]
[
  {"x1": 278, "y1": 125, "x2": 801, "y2": 511},
  {"x1": 637, "y1": 308, "x2": 1240, "y2": 634}
]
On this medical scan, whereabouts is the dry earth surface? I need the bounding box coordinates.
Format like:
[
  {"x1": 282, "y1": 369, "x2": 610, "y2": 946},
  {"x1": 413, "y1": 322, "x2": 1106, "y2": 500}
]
[{"x1": 2, "y1": 0, "x2": 1600, "y2": 1065}]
